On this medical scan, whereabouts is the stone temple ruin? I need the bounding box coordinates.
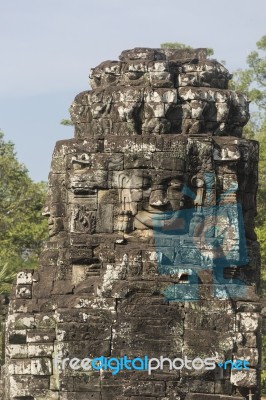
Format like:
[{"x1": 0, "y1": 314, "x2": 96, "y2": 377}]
[{"x1": 2, "y1": 47, "x2": 262, "y2": 399}]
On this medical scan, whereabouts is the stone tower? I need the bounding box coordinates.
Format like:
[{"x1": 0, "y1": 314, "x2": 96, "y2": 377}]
[{"x1": 2, "y1": 48, "x2": 261, "y2": 400}]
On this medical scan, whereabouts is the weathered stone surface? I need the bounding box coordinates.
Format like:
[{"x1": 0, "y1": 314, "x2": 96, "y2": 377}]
[
  {"x1": 185, "y1": 395, "x2": 243, "y2": 400},
  {"x1": 2, "y1": 47, "x2": 261, "y2": 399}
]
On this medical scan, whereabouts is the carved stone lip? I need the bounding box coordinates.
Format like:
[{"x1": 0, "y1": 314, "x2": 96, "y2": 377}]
[
  {"x1": 141, "y1": 204, "x2": 174, "y2": 216},
  {"x1": 141, "y1": 209, "x2": 165, "y2": 215},
  {"x1": 135, "y1": 210, "x2": 173, "y2": 228}
]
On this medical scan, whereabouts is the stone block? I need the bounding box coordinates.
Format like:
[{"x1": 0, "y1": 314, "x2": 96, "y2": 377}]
[
  {"x1": 189, "y1": 380, "x2": 215, "y2": 393},
  {"x1": 13, "y1": 315, "x2": 36, "y2": 330},
  {"x1": 57, "y1": 322, "x2": 111, "y2": 342},
  {"x1": 60, "y1": 393, "x2": 101, "y2": 400},
  {"x1": 230, "y1": 368, "x2": 257, "y2": 387},
  {"x1": 16, "y1": 285, "x2": 32, "y2": 299},
  {"x1": 73, "y1": 375, "x2": 101, "y2": 391},
  {"x1": 8, "y1": 359, "x2": 31, "y2": 375},
  {"x1": 32, "y1": 267, "x2": 55, "y2": 298},
  {"x1": 34, "y1": 391, "x2": 59, "y2": 400},
  {"x1": 69, "y1": 247, "x2": 93, "y2": 264},
  {"x1": 30, "y1": 358, "x2": 52, "y2": 375},
  {"x1": 184, "y1": 311, "x2": 235, "y2": 331},
  {"x1": 35, "y1": 314, "x2": 56, "y2": 329},
  {"x1": 9, "y1": 375, "x2": 50, "y2": 398},
  {"x1": 8, "y1": 344, "x2": 28, "y2": 359},
  {"x1": 9, "y1": 330, "x2": 27, "y2": 344},
  {"x1": 16, "y1": 271, "x2": 33, "y2": 285},
  {"x1": 237, "y1": 312, "x2": 260, "y2": 332},
  {"x1": 123, "y1": 380, "x2": 166, "y2": 396},
  {"x1": 185, "y1": 395, "x2": 243, "y2": 400},
  {"x1": 27, "y1": 330, "x2": 56, "y2": 343},
  {"x1": 52, "y1": 280, "x2": 75, "y2": 295},
  {"x1": 28, "y1": 344, "x2": 54, "y2": 358},
  {"x1": 96, "y1": 203, "x2": 113, "y2": 233},
  {"x1": 184, "y1": 330, "x2": 235, "y2": 350},
  {"x1": 234, "y1": 347, "x2": 258, "y2": 366}
]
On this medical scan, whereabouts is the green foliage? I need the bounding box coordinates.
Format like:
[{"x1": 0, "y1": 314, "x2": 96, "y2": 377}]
[
  {"x1": 60, "y1": 118, "x2": 73, "y2": 126},
  {"x1": 255, "y1": 126, "x2": 266, "y2": 388},
  {"x1": 0, "y1": 131, "x2": 48, "y2": 294},
  {"x1": 161, "y1": 42, "x2": 193, "y2": 50},
  {"x1": 230, "y1": 35, "x2": 266, "y2": 252},
  {"x1": 0, "y1": 264, "x2": 17, "y2": 294},
  {"x1": 60, "y1": 107, "x2": 74, "y2": 126},
  {"x1": 230, "y1": 35, "x2": 266, "y2": 129},
  {"x1": 160, "y1": 42, "x2": 214, "y2": 56},
  {"x1": 255, "y1": 121, "x2": 266, "y2": 226}
]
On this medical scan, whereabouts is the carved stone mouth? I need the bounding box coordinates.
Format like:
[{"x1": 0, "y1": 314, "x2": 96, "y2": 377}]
[
  {"x1": 142, "y1": 209, "x2": 165, "y2": 215},
  {"x1": 141, "y1": 205, "x2": 173, "y2": 216},
  {"x1": 135, "y1": 209, "x2": 173, "y2": 229}
]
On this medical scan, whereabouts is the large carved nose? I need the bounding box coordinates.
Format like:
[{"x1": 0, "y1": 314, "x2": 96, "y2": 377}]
[
  {"x1": 149, "y1": 186, "x2": 168, "y2": 207},
  {"x1": 167, "y1": 180, "x2": 183, "y2": 210}
]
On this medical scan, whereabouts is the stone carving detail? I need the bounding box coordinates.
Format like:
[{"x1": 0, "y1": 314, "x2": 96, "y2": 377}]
[
  {"x1": 116, "y1": 211, "x2": 133, "y2": 233},
  {"x1": 2, "y1": 47, "x2": 261, "y2": 400},
  {"x1": 71, "y1": 205, "x2": 96, "y2": 233}
]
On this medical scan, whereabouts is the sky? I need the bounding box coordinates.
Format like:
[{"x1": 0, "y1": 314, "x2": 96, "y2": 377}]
[{"x1": 0, "y1": 0, "x2": 265, "y2": 182}]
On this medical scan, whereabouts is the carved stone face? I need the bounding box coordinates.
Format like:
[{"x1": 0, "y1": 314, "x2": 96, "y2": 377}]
[
  {"x1": 48, "y1": 216, "x2": 64, "y2": 237},
  {"x1": 134, "y1": 174, "x2": 185, "y2": 230},
  {"x1": 46, "y1": 134, "x2": 257, "y2": 250},
  {"x1": 66, "y1": 149, "x2": 186, "y2": 236}
]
